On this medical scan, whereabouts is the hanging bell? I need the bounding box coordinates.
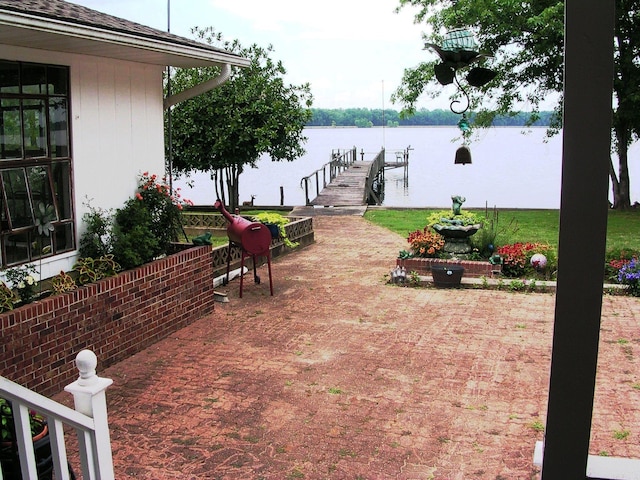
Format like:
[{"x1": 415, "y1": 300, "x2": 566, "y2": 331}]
[{"x1": 455, "y1": 145, "x2": 472, "y2": 165}]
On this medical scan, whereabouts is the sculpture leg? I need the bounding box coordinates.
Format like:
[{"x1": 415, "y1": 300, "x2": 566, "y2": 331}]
[
  {"x1": 239, "y1": 250, "x2": 246, "y2": 298},
  {"x1": 224, "y1": 243, "x2": 232, "y2": 286},
  {"x1": 252, "y1": 255, "x2": 259, "y2": 284},
  {"x1": 267, "y1": 252, "x2": 273, "y2": 296}
]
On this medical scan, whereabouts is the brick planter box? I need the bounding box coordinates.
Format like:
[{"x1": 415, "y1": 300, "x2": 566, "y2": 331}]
[
  {"x1": 397, "y1": 257, "x2": 502, "y2": 278},
  {"x1": 1, "y1": 246, "x2": 216, "y2": 398}
]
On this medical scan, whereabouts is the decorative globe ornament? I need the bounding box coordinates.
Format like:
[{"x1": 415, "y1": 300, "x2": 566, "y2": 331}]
[{"x1": 530, "y1": 253, "x2": 548, "y2": 271}]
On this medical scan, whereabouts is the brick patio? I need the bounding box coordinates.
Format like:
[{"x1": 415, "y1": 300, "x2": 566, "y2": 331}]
[{"x1": 55, "y1": 215, "x2": 640, "y2": 479}]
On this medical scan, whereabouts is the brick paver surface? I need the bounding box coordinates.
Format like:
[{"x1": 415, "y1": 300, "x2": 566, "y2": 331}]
[{"x1": 62, "y1": 216, "x2": 640, "y2": 479}]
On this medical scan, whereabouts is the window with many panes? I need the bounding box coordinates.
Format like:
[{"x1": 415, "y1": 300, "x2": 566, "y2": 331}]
[{"x1": 0, "y1": 60, "x2": 74, "y2": 267}]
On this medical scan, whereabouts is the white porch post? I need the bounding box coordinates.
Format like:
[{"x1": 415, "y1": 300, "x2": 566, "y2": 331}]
[{"x1": 64, "y1": 350, "x2": 115, "y2": 480}]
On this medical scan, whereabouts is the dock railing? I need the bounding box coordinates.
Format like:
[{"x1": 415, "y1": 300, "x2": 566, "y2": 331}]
[
  {"x1": 364, "y1": 148, "x2": 386, "y2": 205},
  {"x1": 300, "y1": 147, "x2": 357, "y2": 205},
  {"x1": 0, "y1": 350, "x2": 114, "y2": 480}
]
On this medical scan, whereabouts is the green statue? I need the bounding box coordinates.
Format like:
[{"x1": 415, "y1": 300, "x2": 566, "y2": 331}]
[
  {"x1": 451, "y1": 195, "x2": 466, "y2": 216},
  {"x1": 192, "y1": 231, "x2": 213, "y2": 246}
]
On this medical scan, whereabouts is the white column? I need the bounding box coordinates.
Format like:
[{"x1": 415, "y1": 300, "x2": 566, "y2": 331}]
[{"x1": 64, "y1": 350, "x2": 115, "y2": 480}]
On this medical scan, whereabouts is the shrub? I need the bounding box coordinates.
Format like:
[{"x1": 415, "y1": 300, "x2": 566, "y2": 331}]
[
  {"x1": 135, "y1": 172, "x2": 190, "y2": 253},
  {"x1": 78, "y1": 173, "x2": 192, "y2": 271},
  {"x1": 79, "y1": 200, "x2": 113, "y2": 259},
  {"x1": 111, "y1": 197, "x2": 160, "y2": 270}
]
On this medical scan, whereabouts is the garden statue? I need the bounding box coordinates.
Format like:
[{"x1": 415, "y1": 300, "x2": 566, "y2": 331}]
[{"x1": 452, "y1": 195, "x2": 466, "y2": 215}]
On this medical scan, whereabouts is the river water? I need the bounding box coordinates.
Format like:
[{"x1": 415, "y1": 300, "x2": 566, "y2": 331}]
[{"x1": 173, "y1": 126, "x2": 640, "y2": 209}]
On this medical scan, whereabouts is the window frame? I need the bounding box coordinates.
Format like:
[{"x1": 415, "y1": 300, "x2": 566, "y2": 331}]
[{"x1": 0, "y1": 60, "x2": 75, "y2": 268}]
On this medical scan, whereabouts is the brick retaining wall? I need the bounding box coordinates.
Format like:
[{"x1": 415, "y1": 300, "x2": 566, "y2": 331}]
[
  {"x1": 397, "y1": 257, "x2": 502, "y2": 278},
  {"x1": 0, "y1": 246, "x2": 216, "y2": 398}
]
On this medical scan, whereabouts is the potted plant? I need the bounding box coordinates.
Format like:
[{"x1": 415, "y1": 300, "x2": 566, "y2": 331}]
[
  {"x1": 0, "y1": 397, "x2": 53, "y2": 479},
  {"x1": 431, "y1": 265, "x2": 465, "y2": 288},
  {"x1": 250, "y1": 212, "x2": 299, "y2": 248}
]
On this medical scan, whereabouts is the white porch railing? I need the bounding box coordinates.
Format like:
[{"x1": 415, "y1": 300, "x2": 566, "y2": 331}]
[{"x1": 0, "y1": 350, "x2": 114, "y2": 480}]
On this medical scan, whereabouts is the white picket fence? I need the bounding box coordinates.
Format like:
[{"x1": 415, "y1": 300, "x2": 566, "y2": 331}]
[{"x1": 0, "y1": 350, "x2": 114, "y2": 480}]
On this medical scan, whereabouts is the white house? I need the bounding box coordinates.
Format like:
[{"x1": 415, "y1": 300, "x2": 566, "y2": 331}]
[{"x1": 0, "y1": 0, "x2": 248, "y2": 278}]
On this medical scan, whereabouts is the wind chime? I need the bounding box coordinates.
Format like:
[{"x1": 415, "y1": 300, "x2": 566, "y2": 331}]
[{"x1": 425, "y1": 27, "x2": 496, "y2": 164}]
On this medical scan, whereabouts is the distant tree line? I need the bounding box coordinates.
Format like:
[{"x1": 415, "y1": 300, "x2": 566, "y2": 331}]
[{"x1": 307, "y1": 108, "x2": 554, "y2": 128}]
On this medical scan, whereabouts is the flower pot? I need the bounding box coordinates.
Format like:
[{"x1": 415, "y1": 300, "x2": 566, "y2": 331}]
[
  {"x1": 265, "y1": 223, "x2": 280, "y2": 239},
  {"x1": 0, "y1": 424, "x2": 53, "y2": 479},
  {"x1": 431, "y1": 265, "x2": 464, "y2": 288}
]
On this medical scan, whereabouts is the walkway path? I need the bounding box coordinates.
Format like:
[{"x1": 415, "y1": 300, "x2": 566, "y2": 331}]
[{"x1": 59, "y1": 216, "x2": 640, "y2": 479}]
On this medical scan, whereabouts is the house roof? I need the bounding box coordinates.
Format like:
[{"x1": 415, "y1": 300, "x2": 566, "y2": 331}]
[{"x1": 0, "y1": 0, "x2": 250, "y2": 68}]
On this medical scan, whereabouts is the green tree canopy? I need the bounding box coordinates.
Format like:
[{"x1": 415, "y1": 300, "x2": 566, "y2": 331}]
[
  {"x1": 167, "y1": 27, "x2": 313, "y2": 210},
  {"x1": 393, "y1": 0, "x2": 640, "y2": 208}
]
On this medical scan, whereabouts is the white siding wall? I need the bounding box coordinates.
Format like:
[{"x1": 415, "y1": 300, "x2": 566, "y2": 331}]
[{"x1": 1, "y1": 45, "x2": 166, "y2": 277}]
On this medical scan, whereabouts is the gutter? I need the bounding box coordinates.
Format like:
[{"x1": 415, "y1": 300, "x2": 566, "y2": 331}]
[{"x1": 163, "y1": 63, "x2": 231, "y2": 109}]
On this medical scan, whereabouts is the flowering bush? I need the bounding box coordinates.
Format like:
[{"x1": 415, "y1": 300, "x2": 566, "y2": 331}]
[
  {"x1": 617, "y1": 257, "x2": 640, "y2": 296},
  {"x1": 109, "y1": 173, "x2": 193, "y2": 269},
  {"x1": 605, "y1": 249, "x2": 637, "y2": 284},
  {"x1": 407, "y1": 227, "x2": 445, "y2": 258},
  {"x1": 4, "y1": 264, "x2": 39, "y2": 303},
  {"x1": 135, "y1": 172, "x2": 193, "y2": 248},
  {"x1": 497, "y1": 242, "x2": 555, "y2": 278}
]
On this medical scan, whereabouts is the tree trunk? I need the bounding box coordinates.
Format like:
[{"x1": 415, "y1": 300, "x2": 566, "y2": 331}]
[
  {"x1": 225, "y1": 165, "x2": 239, "y2": 212},
  {"x1": 612, "y1": 125, "x2": 632, "y2": 209},
  {"x1": 211, "y1": 170, "x2": 226, "y2": 205}
]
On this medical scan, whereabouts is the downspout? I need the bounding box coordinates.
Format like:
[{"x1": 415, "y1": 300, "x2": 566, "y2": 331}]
[{"x1": 163, "y1": 63, "x2": 231, "y2": 109}]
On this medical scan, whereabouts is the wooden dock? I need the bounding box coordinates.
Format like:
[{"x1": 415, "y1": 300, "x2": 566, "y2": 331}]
[
  {"x1": 310, "y1": 161, "x2": 373, "y2": 206},
  {"x1": 301, "y1": 148, "x2": 386, "y2": 207},
  {"x1": 300, "y1": 146, "x2": 412, "y2": 207}
]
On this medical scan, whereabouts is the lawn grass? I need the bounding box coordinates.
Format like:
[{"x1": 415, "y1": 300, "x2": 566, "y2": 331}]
[{"x1": 364, "y1": 208, "x2": 640, "y2": 254}]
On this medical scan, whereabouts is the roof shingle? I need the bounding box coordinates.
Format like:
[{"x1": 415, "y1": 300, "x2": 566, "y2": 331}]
[{"x1": 0, "y1": 0, "x2": 239, "y2": 59}]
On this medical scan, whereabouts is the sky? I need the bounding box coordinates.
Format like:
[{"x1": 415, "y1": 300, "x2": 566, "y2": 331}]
[{"x1": 68, "y1": 0, "x2": 439, "y2": 110}]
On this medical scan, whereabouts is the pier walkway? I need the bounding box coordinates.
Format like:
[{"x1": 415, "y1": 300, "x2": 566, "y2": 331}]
[
  {"x1": 300, "y1": 146, "x2": 412, "y2": 207},
  {"x1": 310, "y1": 160, "x2": 374, "y2": 206},
  {"x1": 300, "y1": 148, "x2": 385, "y2": 207}
]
